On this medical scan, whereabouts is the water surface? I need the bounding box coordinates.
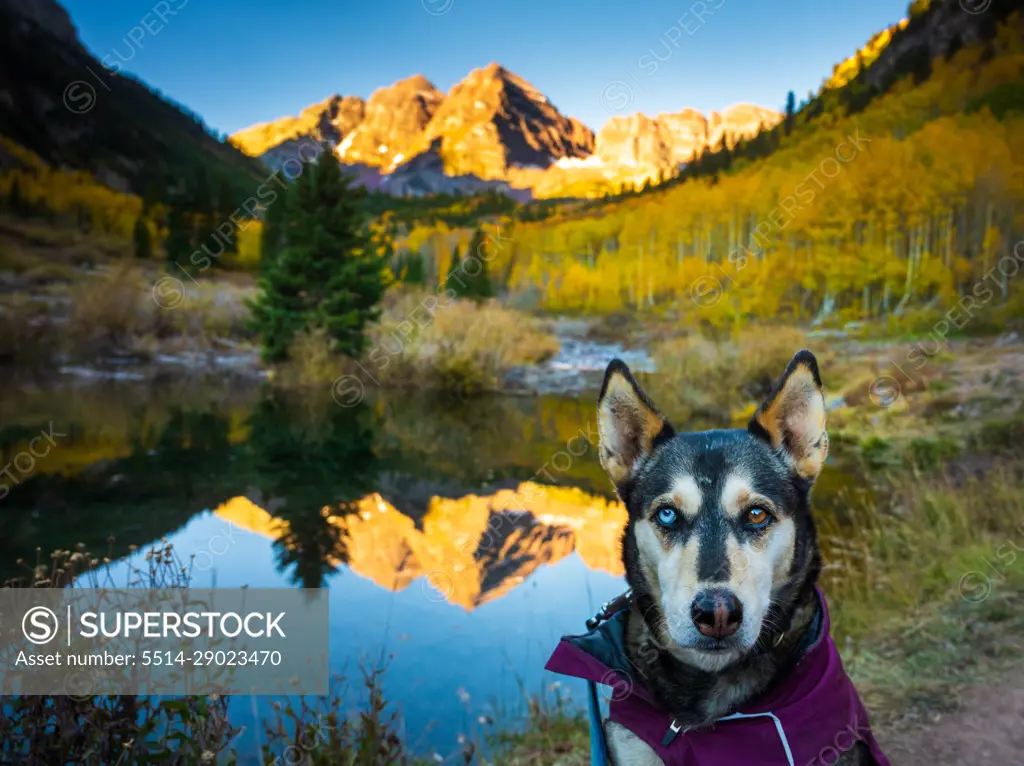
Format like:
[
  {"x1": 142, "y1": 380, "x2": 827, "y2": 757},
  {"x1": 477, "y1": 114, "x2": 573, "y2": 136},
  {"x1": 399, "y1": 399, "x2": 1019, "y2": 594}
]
[{"x1": 0, "y1": 377, "x2": 872, "y2": 760}]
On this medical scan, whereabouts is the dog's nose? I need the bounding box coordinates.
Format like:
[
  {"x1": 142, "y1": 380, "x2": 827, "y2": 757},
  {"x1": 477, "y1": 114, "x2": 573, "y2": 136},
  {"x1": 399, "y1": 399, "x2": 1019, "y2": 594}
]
[{"x1": 691, "y1": 589, "x2": 743, "y2": 639}]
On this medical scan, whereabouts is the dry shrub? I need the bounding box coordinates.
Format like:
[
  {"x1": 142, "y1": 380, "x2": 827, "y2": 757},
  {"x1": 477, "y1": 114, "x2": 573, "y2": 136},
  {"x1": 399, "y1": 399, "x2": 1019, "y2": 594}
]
[
  {"x1": 66, "y1": 264, "x2": 168, "y2": 355},
  {"x1": 371, "y1": 293, "x2": 560, "y2": 394},
  {"x1": 278, "y1": 325, "x2": 350, "y2": 387},
  {"x1": 66, "y1": 266, "x2": 255, "y2": 359},
  {"x1": 651, "y1": 325, "x2": 811, "y2": 414},
  {"x1": 166, "y1": 280, "x2": 254, "y2": 341}
]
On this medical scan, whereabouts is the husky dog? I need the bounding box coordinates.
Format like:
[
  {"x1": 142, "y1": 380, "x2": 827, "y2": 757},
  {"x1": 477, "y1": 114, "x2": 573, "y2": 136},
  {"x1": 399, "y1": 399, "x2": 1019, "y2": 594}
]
[{"x1": 546, "y1": 351, "x2": 888, "y2": 765}]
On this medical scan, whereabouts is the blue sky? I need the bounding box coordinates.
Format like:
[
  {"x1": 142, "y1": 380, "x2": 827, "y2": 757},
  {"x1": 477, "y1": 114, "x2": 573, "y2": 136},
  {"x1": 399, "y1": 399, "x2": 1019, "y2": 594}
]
[{"x1": 61, "y1": 0, "x2": 911, "y2": 136}]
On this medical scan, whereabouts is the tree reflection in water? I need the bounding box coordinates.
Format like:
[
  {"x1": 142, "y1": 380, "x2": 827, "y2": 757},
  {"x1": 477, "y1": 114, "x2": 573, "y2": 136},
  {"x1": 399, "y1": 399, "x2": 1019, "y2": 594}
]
[{"x1": 247, "y1": 392, "x2": 379, "y2": 589}]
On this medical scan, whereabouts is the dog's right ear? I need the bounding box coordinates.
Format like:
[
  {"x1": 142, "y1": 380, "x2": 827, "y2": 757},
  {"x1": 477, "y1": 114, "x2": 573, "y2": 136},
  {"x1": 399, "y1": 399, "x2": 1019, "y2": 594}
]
[
  {"x1": 597, "y1": 359, "x2": 674, "y2": 487},
  {"x1": 749, "y1": 349, "x2": 828, "y2": 482}
]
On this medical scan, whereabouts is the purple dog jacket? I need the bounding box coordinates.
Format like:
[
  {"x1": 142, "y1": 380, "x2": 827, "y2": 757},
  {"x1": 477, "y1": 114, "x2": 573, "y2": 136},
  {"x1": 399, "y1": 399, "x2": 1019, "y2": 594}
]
[{"x1": 545, "y1": 586, "x2": 890, "y2": 765}]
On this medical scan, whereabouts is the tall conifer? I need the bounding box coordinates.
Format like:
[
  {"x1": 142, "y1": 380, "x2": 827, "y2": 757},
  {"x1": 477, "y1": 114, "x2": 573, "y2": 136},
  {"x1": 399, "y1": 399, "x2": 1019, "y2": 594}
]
[{"x1": 248, "y1": 153, "x2": 389, "y2": 362}]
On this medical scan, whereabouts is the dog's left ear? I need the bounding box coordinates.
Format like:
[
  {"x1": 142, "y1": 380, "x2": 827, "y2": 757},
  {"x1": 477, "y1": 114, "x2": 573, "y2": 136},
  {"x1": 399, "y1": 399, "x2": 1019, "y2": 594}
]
[
  {"x1": 749, "y1": 349, "x2": 828, "y2": 482},
  {"x1": 598, "y1": 359, "x2": 674, "y2": 487}
]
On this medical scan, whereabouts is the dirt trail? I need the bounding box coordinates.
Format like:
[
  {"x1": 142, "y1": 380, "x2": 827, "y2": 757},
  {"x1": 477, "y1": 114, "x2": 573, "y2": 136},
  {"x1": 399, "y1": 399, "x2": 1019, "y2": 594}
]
[{"x1": 877, "y1": 666, "x2": 1024, "y2": 765}]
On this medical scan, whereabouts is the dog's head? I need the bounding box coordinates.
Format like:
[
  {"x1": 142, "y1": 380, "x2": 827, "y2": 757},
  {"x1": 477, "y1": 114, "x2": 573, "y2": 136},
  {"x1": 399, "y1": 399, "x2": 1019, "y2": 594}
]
[{"x1": 598, "y1": 350, "x2": 827, "y2": 672}]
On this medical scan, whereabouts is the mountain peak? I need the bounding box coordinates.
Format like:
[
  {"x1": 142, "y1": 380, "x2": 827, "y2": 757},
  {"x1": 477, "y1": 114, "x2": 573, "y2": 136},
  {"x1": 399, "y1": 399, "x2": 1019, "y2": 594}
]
[
  {"x1": 231, "y1": 93, "x2": 365, "y2": 157},
  {"x1": 335, "y1": 74, "x2": 444, "y2": 170},
  {"x1": 416, "y1": 64, "x2": 592, "y2": 179},
  {"x1": 383, "y1": 73, "x2": 440, "y2": 95}
]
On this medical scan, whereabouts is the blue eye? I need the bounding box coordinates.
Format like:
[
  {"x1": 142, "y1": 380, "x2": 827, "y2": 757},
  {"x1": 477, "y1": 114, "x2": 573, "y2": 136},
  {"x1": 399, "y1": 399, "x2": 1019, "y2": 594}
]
[{"x1": 655, "y1": 506, "x2": 679, "y2": 527}]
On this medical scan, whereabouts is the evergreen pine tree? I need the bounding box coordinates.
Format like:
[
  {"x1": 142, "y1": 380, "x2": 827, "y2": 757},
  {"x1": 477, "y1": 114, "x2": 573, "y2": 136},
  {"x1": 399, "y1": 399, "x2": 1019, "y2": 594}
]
[
  {"x1": 190, "y1": 167, "x2": 215, "y2": 264},
  {"x1": 217, "y1": 177, "x2": 239, "y2": 256},
  {"x1": 133, "y1": 215, "x2": 153, "y2": 259},
  {"x1": 402, "y1": 251, "x2": 427, "y2": 286},
  {"x1": 715, "y1": 134, "x2": 732, "y2": 172},
  {"x1": 465, "y1": 228, "x2": 493, "y2": 300},
  {"x1": 248, "y1": 153, "x2": 389, "y2": 363},
  {"x1": 260, "y1": 185, "x2": 289, "y2": 269},
  {"x1": 785, "y1": 91, "x2": 796, "y2": 136},
  {"x1": 164, "y1": 203, "x2": 192, "y2": 272},
  {"x1": 447, "y1": 243, "x2": 465, "y2": 297}
]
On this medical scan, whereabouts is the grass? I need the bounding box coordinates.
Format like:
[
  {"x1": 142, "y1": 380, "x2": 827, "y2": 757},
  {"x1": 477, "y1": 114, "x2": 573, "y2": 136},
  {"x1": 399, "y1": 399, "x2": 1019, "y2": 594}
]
[
  {"x1": 2, "y1": 218, "x2": 559, "y2": 394},
  {"x1": 0, "y1": 544, "x2": 242, "y2": 765},
  {"x1": 0, "y1": 293, "x2": 58, "y2": 365},
  {"x1": 486, "y1": 687, "x2": 589, "y2": 766},
  {"x1": 276, "y1": 325, "x2": 345, "y2": 387},
  {"x1": 647, "y1": 325, "x2": 812, "y2": 417},
  {"x1": 261, "y1": 665, "x2": 435, "y2": 766},
  {"x1": 820, "y1": 459, "x2": 1024, "y2": 646},
  {"x1": 276, "y1": 294, "x2": 561, "y2": 392},
  {"x1": 368, "y1": 292, "x2": 560, "y2": 394},
  {"x1": 67, "y1": 263, "x2": 173, "y2": 355}
]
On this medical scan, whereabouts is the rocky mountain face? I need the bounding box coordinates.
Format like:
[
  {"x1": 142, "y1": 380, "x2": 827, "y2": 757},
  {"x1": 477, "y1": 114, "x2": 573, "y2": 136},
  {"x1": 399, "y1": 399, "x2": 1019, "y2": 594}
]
[
  {"x1": 854, "y1": 0, "x2": 1014, "y2": 92},
  {"x1": 414, "y1": 63, "x2": 595, "y2": 179},
  {"x1": 233, "y1": 65, "x2": 776, "y2": 199},
  {"x1": 338, "y1": 74, "x2": 444, "y2": 170},
  {"x1": 230, "y1": 94, "x2": 366, "y2": 158},
  {"x1": 233, "y1": 1, "x2": 1015, "y2": 200},
  {"x1": 595, "y1": 104, "x2": 782, "y2": 169},
  {"x1": 232, "y1": 63, "x2": 602, "y2": 197},
  {"x1": 379, "y1": 138, "x2": 520, "y2": 198}
]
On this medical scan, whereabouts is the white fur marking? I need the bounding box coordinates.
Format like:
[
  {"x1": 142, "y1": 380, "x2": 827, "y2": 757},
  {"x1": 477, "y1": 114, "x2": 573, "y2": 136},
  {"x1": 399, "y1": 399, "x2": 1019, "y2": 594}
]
[
  {"x1": 720, "y1": 473, "x2": 758, "y2": 519},
  {"x1": 605, "y1": 720, "x2": 664, "y2": 765},
  {"x1": 670, "y1": 475, "x2": 702, "y2": 519}
]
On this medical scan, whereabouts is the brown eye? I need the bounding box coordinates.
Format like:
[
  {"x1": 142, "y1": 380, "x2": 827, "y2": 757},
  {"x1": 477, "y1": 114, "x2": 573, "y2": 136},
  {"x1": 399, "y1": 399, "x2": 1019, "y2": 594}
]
[{"x1": 744, "y1": 507, "x2": 771, "y2": 528}]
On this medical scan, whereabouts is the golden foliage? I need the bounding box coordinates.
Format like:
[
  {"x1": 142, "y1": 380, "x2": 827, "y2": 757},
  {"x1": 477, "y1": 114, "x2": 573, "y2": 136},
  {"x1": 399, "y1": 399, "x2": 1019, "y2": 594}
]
[
  {"x1": 0, "y1": 138, "x2": 143, "y2": 240},
  {"x1": 399, "y1": 20, "x2": 1024, "y2": 326}
]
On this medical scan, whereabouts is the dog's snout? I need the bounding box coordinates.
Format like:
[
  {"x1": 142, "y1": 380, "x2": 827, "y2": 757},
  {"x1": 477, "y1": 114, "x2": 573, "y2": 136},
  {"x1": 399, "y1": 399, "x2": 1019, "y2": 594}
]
[{"x1": 691, "y1": 589, "x2": 743, "y2": 639}]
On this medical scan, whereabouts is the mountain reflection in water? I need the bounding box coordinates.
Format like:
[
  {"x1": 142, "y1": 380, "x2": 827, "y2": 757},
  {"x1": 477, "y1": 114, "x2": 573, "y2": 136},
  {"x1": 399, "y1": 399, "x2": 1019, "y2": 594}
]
[
  {"x1": 0, "y1": 383, "x2": 633, "y2": 756},
  {"x1": 216, "y1": 480, "x2": 626, "y2": 611}
]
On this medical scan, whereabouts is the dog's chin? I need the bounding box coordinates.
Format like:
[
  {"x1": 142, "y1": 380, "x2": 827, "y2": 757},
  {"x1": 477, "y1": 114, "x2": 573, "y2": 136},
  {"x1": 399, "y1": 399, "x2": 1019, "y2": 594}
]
[
  {"x1": 665, "y1": 625, "x2": 762, "y2": 673},
  {"x1": 669, "y1": 643, "x2": 745, "y2": 673}
]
